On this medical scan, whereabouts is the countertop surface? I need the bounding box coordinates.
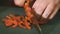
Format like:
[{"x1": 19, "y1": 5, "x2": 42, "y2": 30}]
[{"x1": 0, "y1": 7, "x2": 60, "y2": 34}]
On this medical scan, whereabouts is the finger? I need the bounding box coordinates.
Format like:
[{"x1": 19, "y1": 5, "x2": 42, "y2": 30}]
[
  {"x1": 14, "y1": 0, "x2": 25, "y2": 6},
  {"x1": 32, "y1": 0, "x2": 39, "y2": 8},
  {"x1": 59, "y1": 3, "x2": 60, "y2": 8},
  {"x1": 35, "y1": 0, "x2": 48, "y2": 15},
  {"x1": 49, "y1": 4, "x2": 59, "y2": 19},
  {"x1": 32, "y1": 0, "x2": 43, "y2": 8},
  {"x1": 42, "y1": 2, "x2": 55, "y2": 19}
]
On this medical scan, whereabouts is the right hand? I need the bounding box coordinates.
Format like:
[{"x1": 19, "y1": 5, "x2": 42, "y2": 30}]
[{"x1": 14, "y1": 0, "x2": 60, "y2": 20}]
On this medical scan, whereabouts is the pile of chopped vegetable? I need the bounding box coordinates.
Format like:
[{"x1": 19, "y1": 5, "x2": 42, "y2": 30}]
[
  {"x1": 2, "y1": 1, "x2": 43, "y2": 33},
  {"x1": 2, "y1": 0, "x2": 34, "y2": 30},
  {"x1": 2, "y1": 14, "x2": 32, "y2": 29}
]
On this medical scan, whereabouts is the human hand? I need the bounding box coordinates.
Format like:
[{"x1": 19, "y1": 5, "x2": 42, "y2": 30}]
[
  {"x1": 14, "y1": 0, "x2": 60, "y2": 19},
  {"x1": 32, "y1": 0, "x2": 60, "y2": 19}
]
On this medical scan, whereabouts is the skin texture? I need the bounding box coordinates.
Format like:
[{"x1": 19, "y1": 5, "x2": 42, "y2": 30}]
[
  {"x1": 14, "y1": 0, "x2": 25, "y2": 6},
  {"x1": 14, "y1": 0, "x2": 60, "y2": 19}
]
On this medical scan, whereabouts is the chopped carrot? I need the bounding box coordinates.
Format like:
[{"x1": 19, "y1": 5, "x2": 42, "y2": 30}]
[
  {"x1": 11, "y1": 20, "x2": 18, "y2": 28},
  {"x1": 18, "y1": 21, "x2": 26, "y2": 29},
  {"x1": 2, "y1": 19, "x2": 12, "y2": 27},
  {"x1": 2, "y1": 0, "x2": 34, "y2": 30},
  {"x1": 24, "y1": 17, "x2": 31, "y2": 30}
]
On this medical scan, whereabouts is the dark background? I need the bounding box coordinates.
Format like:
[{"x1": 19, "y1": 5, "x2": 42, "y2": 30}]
[{"x1": 0, "y1": 0, "x2": 20, "y2": 7}]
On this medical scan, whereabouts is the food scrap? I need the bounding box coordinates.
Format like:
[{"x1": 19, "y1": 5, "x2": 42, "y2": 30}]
[
  {"x1": 2, "y1": 0, "x2": 33, "y2": 30},
  {"x1": 2, "y1": 0, "x2": 43, "y2": 34},
  {"x1": 2, "y1": 14, "x2": 31, "y2": 30}
]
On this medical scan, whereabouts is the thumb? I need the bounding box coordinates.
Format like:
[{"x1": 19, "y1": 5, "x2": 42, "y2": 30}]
[
  {"x1": 49, "y1": 4, "x2": 60, "y2": 19},
  {"x1": 14, "y1": 0, "x2": 25, "y2": 7}
]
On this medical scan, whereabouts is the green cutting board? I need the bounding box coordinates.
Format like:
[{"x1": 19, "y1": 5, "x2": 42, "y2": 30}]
[{"x1": 0, "y1": 7, "x2": 60, "y2": 34}]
